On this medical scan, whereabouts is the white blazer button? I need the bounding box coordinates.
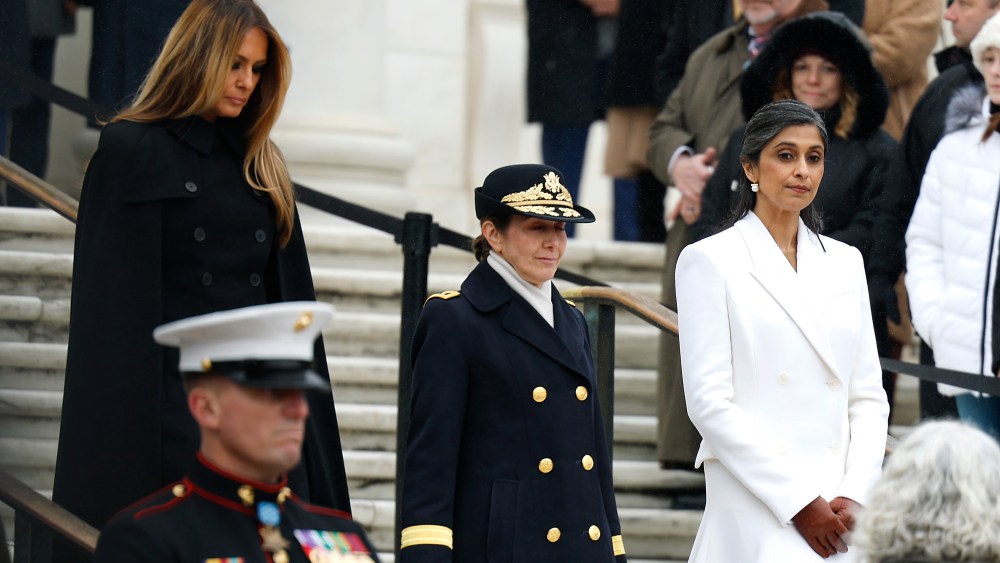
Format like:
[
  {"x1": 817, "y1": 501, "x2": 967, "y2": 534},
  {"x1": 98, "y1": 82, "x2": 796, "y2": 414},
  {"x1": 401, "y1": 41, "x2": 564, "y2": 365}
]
[
  {"x1": 777, "y1": 372, "x2": 790, "y2": 385},
  {"x1": 827, "y1": 379, "x2": 842, "y2": 391},
  {"x1": 777, "y1": 442, "x2": 790, "y2": 454},
  {"x1": 831, "y1": 441, "x2": 842, "y2": 455}
]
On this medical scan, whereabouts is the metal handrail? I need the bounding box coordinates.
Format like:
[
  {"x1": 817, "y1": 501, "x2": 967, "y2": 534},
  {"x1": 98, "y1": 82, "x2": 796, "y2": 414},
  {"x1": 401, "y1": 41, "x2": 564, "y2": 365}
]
[
  {"x1": 562, "y1": 286, "x2": 678, "y2": 334},
  {"x1": 0, "y1": 155, "x2": 78, "y2": 222},
  {"x1": 560, "y1": 286, "x2": 678, "y2": 449},
  {"x1": 0, "y1": 469, "x2": 98, "y2": 559}
]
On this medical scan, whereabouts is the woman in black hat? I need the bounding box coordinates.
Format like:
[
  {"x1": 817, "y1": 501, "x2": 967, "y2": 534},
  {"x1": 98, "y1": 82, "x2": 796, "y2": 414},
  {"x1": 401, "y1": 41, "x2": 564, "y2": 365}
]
[{"x1": 398, "y1": 164, "x2": 626, "y2": 562}]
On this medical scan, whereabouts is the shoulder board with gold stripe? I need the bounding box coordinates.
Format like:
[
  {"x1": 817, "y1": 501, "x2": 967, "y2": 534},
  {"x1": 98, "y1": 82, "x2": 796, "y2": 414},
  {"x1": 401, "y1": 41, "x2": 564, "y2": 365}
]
[{"x1": 425, "y1": 290, "x2": 461, "y2": 304}]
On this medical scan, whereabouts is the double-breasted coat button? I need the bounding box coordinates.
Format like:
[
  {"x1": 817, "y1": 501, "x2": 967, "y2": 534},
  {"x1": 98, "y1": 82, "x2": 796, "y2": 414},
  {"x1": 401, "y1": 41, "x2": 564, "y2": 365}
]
[
  {"x1": 589, "y1": 525, "x2": 601, "y2": 541},
  {"x1": 576, "y1": 386, "x2": 588, "y2": 401},
  {"x1": 532, "y1": 387, "x2": 547, "y2": 403},
  {"x1": 193, "y1": 228, "x2": 206, "y2": 242},
  {"x1": 582, "y1": 455, "x2": 594, "y2": 471},
  {"x1": 249, "y1": 273, "x2": 262, "y2": 287},
  {"x1": 777, "y1": 371, "x2": 790, "y2": 385},
  {"x1": 254, "y1": 229, "x2": 266, "y2": 243},
  {"x1": 201, "y1": 273, "x2": 213, "y2": 286},
  {"x1": 777, "y1": 442, "x2": 790, "y2": 455},
  {"x1": 184, "y1": 181, "x2": 198, "y2": 193},
  {"x1": 827, "y1": 379, "x2": 842, "y2": 391},
  {"x1": 831, "y1": 441, "x2": 842, "y2": 455},
  {"x1": 547, "y1": 528, "x2": 561, "y2": 543},
  {"x1": 538, "y1": 458, "x2": 553, "y2": 474}
]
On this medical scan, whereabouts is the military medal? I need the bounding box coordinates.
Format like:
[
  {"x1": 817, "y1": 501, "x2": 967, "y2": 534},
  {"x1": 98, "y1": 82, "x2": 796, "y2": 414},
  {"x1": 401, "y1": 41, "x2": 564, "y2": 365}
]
[{"x1": 257, "y1": 501, "x2": 290, "y2": 562}]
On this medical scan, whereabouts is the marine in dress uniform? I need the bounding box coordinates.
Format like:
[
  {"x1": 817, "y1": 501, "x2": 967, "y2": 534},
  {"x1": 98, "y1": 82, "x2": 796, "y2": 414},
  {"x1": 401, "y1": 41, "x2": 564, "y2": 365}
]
[
  {"x1": 94, "y1": 303, "x2": 379, "y2": 563},
  {"x1": 399, "y1": 165, "x2": 627, "y2": 562}
]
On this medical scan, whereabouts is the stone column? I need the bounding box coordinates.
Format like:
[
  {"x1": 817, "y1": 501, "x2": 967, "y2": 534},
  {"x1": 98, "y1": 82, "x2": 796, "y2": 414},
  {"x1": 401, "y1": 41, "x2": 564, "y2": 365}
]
[{"x1": 257, "y1": 0, "x2": 414, "y2": 221}]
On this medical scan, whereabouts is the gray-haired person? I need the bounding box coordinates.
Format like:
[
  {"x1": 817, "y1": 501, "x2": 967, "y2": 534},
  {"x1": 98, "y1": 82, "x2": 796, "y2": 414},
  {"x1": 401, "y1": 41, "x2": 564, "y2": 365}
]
[{"x1": 854, "y1": 420, "x2": 1000, "y2": 562}]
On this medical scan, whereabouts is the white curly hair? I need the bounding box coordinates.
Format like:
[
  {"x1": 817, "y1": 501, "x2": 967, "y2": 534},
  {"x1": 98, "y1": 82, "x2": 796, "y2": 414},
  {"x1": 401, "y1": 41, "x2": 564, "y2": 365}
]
[{"x1": 853, "y1": 420, "x2": 1000, "y2": 562}]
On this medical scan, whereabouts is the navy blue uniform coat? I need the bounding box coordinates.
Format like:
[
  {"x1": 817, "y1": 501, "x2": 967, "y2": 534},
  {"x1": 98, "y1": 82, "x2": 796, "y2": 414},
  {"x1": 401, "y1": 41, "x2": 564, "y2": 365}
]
[
  {"x1": 95, "y1": 454, "x2": 378, "y2": 562},
  {"x1": 399, "y1": 262, "x2": 625, "y2": 562}
]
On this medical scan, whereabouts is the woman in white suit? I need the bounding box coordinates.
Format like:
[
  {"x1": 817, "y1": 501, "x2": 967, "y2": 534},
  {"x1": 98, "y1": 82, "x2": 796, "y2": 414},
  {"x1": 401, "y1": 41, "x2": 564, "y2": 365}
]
[{"x1": 676, "y1": 100, "x2": 890, "y2": 562}]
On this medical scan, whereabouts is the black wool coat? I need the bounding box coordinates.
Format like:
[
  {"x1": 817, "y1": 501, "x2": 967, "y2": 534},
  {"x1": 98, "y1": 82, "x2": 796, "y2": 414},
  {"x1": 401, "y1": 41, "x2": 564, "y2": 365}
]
[
  {"x1": 0, "y1": 0, "x2": 29, "y2": 110},
  {"x1": 877, "y1": 49, "x2": 983, "y2": 282},
  {"x1": 52, "y1": 117, "x2": 350, "y2": 539},
  {"x1": 95, "y1": 454, "x2": 379, "y2": 562},
  {"x1": 88, "y1": 0, "x2": 190, "y2": 114},
  {"x1": 604, "y1": 0, "x2": 672, "y2": 108},
  {"x1": 525, "y1": 0, "x2": 606, "y2": 125},
  {"x1": 399, "y1": 262, "x2": 626, "y2": 563}
]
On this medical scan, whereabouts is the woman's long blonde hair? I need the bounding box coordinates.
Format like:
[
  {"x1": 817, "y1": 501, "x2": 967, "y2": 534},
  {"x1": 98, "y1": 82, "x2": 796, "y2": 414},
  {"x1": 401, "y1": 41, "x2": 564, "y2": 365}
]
[{"x1": 115, "y1": 0, "x2": 296, "y2": 246}]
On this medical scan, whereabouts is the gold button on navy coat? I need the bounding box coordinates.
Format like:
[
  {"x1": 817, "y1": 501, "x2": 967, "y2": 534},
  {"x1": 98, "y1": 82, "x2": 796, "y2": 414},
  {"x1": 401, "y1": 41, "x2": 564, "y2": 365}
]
[{"x1": 399, "y1": 262, "x2": 626, "y2": 562}]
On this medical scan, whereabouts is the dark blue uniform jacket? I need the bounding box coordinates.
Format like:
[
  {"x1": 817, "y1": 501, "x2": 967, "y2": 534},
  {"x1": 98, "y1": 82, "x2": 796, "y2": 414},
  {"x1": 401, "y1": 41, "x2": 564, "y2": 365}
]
[
  {"x1": 95, "y1": 453, "x2": 379, "y2": 562},
  {"x1": 399, "y1": 261, "x2": 626, "y2": 562}
]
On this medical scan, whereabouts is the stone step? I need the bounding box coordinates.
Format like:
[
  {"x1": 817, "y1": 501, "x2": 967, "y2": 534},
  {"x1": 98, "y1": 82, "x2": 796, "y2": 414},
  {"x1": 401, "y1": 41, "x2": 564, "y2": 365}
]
[
  {"x1": 0, "y1": 337, "x2": 921, "y2": 425},
  {"x1": 0, "y1": 339, "x2": 668, "y2": 415},
  {"x1": 0, "y1": 384, "x2": 663, "y2": 454},
  {"x1": 0, "y1": 296, "x2": 663, "y2": 370},
  {"x1": 0, "y1": 432, "x2": 700, "y2": 501},
  {"x1": 0, "y1": 248, "x2": 661, "y2": 323},
  {"x1": 0, "y1": 208, "x2": 667, "y2": 285}
]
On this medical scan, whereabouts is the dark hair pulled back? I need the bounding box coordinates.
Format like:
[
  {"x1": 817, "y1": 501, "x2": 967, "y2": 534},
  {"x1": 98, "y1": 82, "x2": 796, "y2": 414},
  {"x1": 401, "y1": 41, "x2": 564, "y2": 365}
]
[{"x1": 472, "y1": 214, "x2": 513, "y2": 261}]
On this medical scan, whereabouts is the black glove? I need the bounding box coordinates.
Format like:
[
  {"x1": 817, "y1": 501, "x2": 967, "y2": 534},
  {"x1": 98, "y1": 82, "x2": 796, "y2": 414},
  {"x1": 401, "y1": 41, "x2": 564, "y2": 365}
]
[{"x1": 869, "y1": 274, "x2": 901, "y2": 325}]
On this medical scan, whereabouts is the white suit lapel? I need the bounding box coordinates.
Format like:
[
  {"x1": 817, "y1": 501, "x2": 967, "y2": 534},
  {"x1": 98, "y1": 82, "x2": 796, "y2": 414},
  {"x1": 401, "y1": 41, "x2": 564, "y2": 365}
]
[{"x1": 737, "y1": 213, "x2": 843, "y2": 382}]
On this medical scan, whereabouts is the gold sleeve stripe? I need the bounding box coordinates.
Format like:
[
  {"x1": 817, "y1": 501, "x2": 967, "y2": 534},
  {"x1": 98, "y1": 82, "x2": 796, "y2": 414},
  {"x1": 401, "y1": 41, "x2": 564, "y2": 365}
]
[
  {"x1": 401, "y1": 525, "x2": 453, "y2": 549},
  {"x1": 612, "y1": 535, "x2": 625, "y2": 556}
]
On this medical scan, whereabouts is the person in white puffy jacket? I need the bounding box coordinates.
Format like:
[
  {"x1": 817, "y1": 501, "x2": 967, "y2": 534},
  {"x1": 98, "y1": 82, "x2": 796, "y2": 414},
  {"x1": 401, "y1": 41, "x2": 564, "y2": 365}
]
[{"x1": 906, "y1": 11, "x2": 1000, "y2": 440}]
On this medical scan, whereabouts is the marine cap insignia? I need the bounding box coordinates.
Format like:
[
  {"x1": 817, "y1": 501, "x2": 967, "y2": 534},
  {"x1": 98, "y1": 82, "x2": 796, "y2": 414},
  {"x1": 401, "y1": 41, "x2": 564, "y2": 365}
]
[
  {"x1": 293, "y1": 311, "x2": 314, "y2": 332},
  {"x1": 500, "y1": 172, "x2": 583, "y2": 219}
]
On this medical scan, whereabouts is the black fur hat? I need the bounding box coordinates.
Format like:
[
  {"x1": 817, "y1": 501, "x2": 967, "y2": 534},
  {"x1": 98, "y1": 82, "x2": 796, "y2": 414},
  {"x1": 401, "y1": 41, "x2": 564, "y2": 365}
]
[
  {"x1": 474, "y1": 164, "x2": 596, "y2": 223},
  {"x1": 740, "y1": 11, "x2": 889, "y2": 138}
]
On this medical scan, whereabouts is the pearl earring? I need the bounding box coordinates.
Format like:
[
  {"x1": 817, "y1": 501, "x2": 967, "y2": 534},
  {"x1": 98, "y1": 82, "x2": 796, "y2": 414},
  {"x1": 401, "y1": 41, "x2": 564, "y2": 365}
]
[{"x1": 750, "y1": 183, "x2": 759, "y2": 193}]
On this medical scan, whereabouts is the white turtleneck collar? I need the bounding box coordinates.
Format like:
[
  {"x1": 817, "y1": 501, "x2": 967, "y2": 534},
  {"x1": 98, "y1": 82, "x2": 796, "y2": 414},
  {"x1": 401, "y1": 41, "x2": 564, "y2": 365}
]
[{"x1": 487, "y1": 250, "x2": 555, "y2": 328}]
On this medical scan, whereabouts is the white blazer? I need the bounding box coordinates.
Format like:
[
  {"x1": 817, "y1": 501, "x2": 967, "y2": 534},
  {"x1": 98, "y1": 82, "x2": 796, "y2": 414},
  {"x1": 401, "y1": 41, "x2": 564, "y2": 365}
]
[{"x1": 676, "y1": 212, "x2": 889, "y2": 562}]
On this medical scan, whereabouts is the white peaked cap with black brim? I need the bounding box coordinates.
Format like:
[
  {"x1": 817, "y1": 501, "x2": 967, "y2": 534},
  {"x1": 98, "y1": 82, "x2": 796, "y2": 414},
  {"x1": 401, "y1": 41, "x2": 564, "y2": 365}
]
[{"x1": 153, "y1": 301, "x2": 335, "y2": 391}]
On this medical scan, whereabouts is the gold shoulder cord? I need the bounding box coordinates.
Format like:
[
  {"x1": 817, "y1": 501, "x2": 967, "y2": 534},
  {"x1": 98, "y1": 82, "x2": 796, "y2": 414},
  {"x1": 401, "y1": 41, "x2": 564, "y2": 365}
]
[{"x1": 424, "y1": 290, "x2": 460, "y2": 304}]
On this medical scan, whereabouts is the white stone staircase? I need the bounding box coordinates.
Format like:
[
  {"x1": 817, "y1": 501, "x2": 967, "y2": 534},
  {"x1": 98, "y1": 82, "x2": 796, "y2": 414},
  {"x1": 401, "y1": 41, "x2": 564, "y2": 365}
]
[{"x1": 0, "y1": 206, "x2": 919, "y2": 562}]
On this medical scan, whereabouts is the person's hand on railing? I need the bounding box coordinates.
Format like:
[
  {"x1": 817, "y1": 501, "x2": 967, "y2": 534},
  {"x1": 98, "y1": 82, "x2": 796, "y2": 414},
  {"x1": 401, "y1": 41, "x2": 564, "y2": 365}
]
[{"x1": 792, "y1": 496, "x2": 849, "y2": 558}]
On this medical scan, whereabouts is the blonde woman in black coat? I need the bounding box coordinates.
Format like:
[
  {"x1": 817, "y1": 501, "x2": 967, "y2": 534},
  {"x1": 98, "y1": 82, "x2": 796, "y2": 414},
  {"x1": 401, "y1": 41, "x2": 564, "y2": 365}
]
[{"x1": 53, "y1": 0, "x2": 349, "y2": 546}]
